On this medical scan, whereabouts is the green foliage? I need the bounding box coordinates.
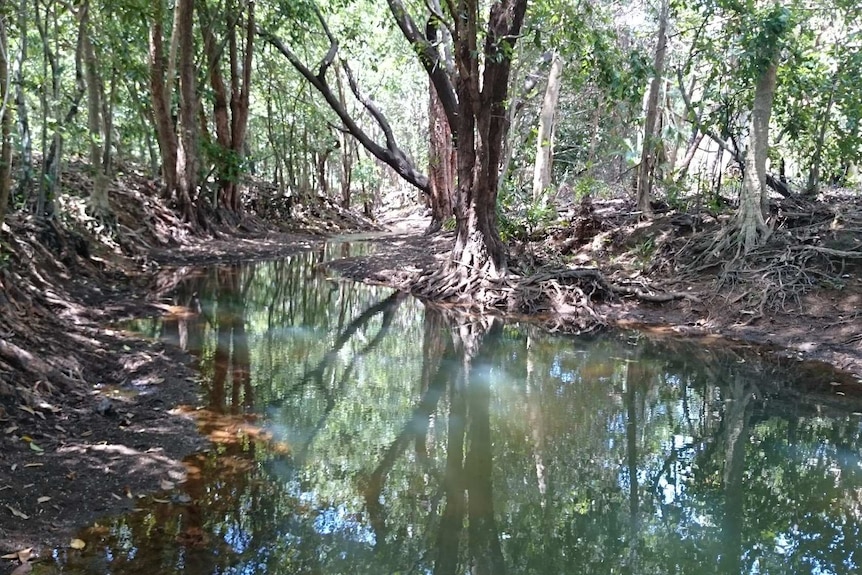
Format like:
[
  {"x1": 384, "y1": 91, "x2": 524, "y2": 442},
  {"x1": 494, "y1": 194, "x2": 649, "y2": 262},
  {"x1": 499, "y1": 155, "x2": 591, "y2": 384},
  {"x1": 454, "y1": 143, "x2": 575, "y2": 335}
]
[{"x1": 202, "y1": 140, "x2": 247, "y2": 185}]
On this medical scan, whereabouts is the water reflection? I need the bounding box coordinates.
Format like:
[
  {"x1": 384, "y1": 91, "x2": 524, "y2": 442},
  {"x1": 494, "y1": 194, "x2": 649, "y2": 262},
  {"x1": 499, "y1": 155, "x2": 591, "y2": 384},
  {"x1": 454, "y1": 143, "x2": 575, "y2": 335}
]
[{"x1": 59, "y1": 251, "x2": 862, "y2": 575}]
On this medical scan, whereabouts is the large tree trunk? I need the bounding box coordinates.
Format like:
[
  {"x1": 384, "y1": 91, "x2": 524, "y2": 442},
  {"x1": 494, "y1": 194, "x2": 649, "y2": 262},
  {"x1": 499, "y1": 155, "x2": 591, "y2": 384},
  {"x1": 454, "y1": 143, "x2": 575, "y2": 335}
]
[
  {"x1": 635, "y1": 0, "x2": 669, "y2": 218},
  {"x1": 0, "y1": 16, "x2": 11, "y2": 225},
  {"x1": 736, "y1": 58, "x2": 777, "y2": 254},
  {"x1": 427, "y1": 78, "x2": 455, "y2": 233},
  {"x1": 531, "y1": 52, "x2": 563, "y2": 202},
  {"x1": 448, "y1": 0, "x2": 527, "y2": 283}
]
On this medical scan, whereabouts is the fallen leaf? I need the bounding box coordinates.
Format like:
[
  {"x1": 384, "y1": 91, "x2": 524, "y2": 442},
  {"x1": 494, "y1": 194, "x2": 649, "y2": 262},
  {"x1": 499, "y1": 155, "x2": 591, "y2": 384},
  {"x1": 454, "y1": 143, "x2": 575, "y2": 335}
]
[
  {"x1": 110, "y1": 493, "x2": 121, "y2": 500},
  {"x1": 151, "y1": 497, "x2": 170, "y2": 504},
  {"x1": 1, "y1": 548, "x2": 31, "y2": 561},
  {"x1": 4, "y1": 425, "x2": 18, "y2": 434},
  {"x1": 28, "y1": 442, "x2": 44, "y2": 453},
  {"x1": 69, "y1": 538, "x2": 86, "y2": 550},
  {"x1": 23, "y1": 463, "x2": 44, "y2": 468},
  {"x1": 11, "y1": 463, "x2": 17, "y2": 472},
  {"x1": 124, "y1": 486, "x2": 133, "y2": 499},
  {"x1": 37, "y1": 496, "x2": 51, "y2": 504},
  {"x1": 18, "y1": 405, "x2": 36, "y2": 416},
  {"x1": 122, "y1": 345, "x2": 131, "y2": 351},
  {"x1": 80, "y1": 430, "x2": 93, "y2": 437},
  {"x1": 160, "y1": 479, "x2": 175, "y2": 490},
  {"x1": 6, "y1": 505, "x2": 29, "y2": 519}
]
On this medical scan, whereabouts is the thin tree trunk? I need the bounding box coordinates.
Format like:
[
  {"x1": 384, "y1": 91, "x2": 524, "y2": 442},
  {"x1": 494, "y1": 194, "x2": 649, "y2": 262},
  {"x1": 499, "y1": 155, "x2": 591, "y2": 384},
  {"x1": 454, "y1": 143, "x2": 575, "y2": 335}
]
[
  {"x1": 200, "y1": 2, "x2": 232, "y2": 212},
  {"x1": 635, "y1": 0, "x2": 669, "y2": 218},
  {"x1": 149, "y1": 0, "x2": 178, "y2": 200},
  {"x1": 0, "y1": 16, "x2": 11, "y2": 225},
  {"x1": 14, "y1": 0, "x2": 32, "y2": 202},
  {"x1": 176, "y1": 0, "x2": 198, "y2": 223},
  {"x1": 806, "y1": 79, "x2": 836, "y2": 195},
  {"x1": 79, "y1": 0, "x2": 111, "y2": 216},
  {"x1": 531, "y1": 52, "x2": 563, "y2": 202},
  {"x1": 227, "y1": 0, "x2": 254, "y2": 212},
  {"x1": 736, "y1": 58, "x2": 777, "y2": 253}
]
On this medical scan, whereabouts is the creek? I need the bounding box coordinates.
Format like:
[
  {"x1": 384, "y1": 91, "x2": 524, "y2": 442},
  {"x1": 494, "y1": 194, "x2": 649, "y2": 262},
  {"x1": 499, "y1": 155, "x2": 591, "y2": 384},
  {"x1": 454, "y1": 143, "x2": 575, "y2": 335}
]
[{"x1": 51, "y1": 239, "x2": 862, "y2": 574}]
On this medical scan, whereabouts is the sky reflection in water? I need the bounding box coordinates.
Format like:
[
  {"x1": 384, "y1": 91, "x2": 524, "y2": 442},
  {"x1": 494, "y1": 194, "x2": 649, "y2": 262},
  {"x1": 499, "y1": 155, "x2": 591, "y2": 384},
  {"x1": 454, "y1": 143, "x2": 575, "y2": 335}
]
[{"x1": 56, "y1": 245, "x2": 862, "y2": 575}]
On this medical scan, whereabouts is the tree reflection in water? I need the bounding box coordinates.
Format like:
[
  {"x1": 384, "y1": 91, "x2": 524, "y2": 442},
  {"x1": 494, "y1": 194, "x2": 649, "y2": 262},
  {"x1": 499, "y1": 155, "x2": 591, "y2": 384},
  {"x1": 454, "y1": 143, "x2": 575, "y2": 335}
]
[{"x1": 72, "y1": 255, "x2": 862, "y2": 575}]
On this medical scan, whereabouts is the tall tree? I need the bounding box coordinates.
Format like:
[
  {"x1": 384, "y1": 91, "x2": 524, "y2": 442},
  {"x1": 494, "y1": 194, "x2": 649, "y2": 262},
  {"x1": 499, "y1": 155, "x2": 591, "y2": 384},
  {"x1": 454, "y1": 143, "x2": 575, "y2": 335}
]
[
  {"x1": 531, "y1": 52, "x2": 564, "y2": 203},
  {"x1": 388, "y1": 0, "x2": 528, "y2": 292},
  {"x1": 79, "y1": 0, "x2": 111, "y2": 217},
  {"x1": 175, "y1": 0, "x2": 198, "y2": 223},
  {"x1": 635, "y1": 0, "x2": 669, "y2": 219},
  {"x1": 427, "y1": 77, "x2": 455, "y2": 233},
  {"x1": 200, "y1": 0, "x2": 255, "y2": 215},
  {"x1": 148, "y1": 0, "x2": 179, "y2": 203},
  {"x1": 733, "y1": 4, "x2": 789, "y2": 254},
  {"x1": 0, "y1": 10, "x2": 10, "y2": 226}
]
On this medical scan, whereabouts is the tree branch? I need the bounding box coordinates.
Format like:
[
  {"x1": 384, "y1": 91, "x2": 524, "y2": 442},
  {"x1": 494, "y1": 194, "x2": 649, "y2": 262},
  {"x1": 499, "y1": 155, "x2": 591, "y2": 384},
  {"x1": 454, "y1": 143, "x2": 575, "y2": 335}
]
[
  {"x1": 258, "y1": 26, "x2": 430, "y2": 194},
  {"x1": 386, "y1": 0, "x2": 458, "y2": 133}
]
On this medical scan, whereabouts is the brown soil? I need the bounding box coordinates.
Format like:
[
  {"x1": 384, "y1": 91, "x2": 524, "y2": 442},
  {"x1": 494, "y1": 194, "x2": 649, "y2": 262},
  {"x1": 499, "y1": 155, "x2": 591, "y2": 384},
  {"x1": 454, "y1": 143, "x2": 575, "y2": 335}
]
[{"x1": 1, "y1": 178, "x2": 860, "y2": 569}]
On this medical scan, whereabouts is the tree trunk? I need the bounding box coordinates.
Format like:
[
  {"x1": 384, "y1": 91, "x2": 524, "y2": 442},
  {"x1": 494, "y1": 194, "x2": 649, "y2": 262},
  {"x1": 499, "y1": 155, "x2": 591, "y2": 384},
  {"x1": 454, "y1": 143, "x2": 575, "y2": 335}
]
[
  {"x1": 149, "y1": 0, "x2": 178, "y2": 200},
  {"x1": 0, "y1": 16, "x2": 11, "y2": 225},
  {"x1": 227, "y1": 0, "x2": 254, "y2": 213},
  {"x1": 14, "y1": 0, "x2": 32, "y2": 202},
  {"x1": 200, "y1": 2, "x2": 233, "y2": 211},
  {"x1": 448, "y1": 0, "x2": 528, "y2": 282},
  {"x1": 805, "y1": 79, "x2": 836, "y2": 195},
  {"x1": 427, "y1": 78, "x2": 455, "y2": 233},
  {"x1": 79, "y1": 0, "x2": 111, "y2": 217},
  {"x1": 176, "y1": 0, "x2": 199, "y2": 223},
  {"x1": 635, "y1": 0, "x2": 669, "y2": 218},
  {"x1": 736, "y1": 58, "x2": 777, "y2": 254},
  {"x1": 531, "y1": 52, "x2": 563, "y2": 202}
]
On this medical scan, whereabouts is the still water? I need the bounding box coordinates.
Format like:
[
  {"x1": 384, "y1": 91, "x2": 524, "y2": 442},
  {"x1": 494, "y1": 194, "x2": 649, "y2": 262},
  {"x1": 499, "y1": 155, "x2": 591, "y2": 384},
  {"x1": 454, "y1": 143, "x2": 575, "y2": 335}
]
[{"x1": 54, "y1": 242, "x2": 862, "y2": 574}]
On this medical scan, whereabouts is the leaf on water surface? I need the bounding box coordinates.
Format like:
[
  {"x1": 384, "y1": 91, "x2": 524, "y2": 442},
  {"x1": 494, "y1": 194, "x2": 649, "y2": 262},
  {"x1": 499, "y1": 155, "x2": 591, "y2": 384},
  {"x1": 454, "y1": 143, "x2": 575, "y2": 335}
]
[
  {"x1": 69, "y1": 538, "x2": 86, "y2": 550},
  {"x1": 6, "y1": 505, "x2": 29, "y2": 519},
  {"x1": 37, "y1": 496, "x2": 51, "y2": 504}
]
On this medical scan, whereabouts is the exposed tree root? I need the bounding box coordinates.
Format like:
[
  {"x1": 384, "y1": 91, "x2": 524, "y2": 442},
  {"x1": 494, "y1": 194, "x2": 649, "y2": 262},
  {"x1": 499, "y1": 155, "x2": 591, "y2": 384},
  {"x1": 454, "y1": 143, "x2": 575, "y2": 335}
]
[
  {"x1": 412, "y1": 258, "x2": 697, "y2": 333},
  {"x1": 665, "y1": 194, "x2": 862, "y2": 317}
]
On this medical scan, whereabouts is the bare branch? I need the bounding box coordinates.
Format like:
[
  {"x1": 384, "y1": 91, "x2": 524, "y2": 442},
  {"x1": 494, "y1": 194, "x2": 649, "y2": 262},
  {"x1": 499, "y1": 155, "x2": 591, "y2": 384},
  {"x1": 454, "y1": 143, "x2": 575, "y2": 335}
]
[
  {"x1": 258, "y1": 27, "x2": 430, "y2": 194},
  {"x1": 386, "y1": 0, "x2": 458, "y2": 133}
]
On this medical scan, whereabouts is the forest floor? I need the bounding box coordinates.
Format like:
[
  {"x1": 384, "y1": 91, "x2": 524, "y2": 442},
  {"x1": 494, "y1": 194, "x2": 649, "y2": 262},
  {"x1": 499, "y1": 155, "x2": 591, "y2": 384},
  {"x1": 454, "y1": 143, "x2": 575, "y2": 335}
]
[{"x1": 0, "y1": 168, "x2": 860, "y2": 568}]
